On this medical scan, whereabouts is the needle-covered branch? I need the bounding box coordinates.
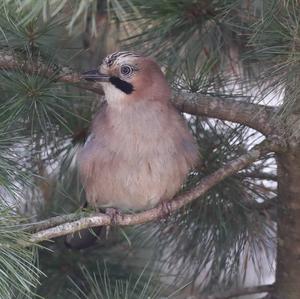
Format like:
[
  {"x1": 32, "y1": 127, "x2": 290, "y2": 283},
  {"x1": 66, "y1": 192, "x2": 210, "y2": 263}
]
[
  {"x1": 0, "y1": 49, "x2": 278, "y2": 135},
  {"x1": 27, "y1": 139, "x2": 283, "y2": 244},
  {"x1": 0, "y1": 49, "x2": 81, "y2": 83}
]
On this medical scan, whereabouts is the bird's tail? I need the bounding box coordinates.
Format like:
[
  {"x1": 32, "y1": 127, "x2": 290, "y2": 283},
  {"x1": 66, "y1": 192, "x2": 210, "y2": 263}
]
[
  {"x1": 64, "y1": 201, "x2": 103, "y2": 250},
  {"x1": 65, "y1": 226, "x2": 102, "y2": 249}
]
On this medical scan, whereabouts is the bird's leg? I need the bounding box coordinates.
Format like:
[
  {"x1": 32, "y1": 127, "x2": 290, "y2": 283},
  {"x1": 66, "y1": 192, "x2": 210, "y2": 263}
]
[
  {"x1": 159, "y1": 200, "x2": 173, "y2": 218},
  {"x1": 105, "y1": 207, "x2": 123, "y2": 239}
]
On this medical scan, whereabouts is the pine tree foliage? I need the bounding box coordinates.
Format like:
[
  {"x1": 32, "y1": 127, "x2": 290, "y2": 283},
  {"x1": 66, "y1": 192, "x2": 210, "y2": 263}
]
[
  {"x1": 0, "y1": 0, "x2": 292, "y2": 298},
  {"x1": 69, "y1": 264, "x2": 181, "y2": 299},
  {"x1": 0, "y1": 204, "x2": 42, "y2": 299}
]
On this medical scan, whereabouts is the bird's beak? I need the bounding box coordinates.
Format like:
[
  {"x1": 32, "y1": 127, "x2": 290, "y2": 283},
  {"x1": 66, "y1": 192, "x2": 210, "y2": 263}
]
[{"x1": 81, "y1": 69, "x2": 110, "y2": 82}]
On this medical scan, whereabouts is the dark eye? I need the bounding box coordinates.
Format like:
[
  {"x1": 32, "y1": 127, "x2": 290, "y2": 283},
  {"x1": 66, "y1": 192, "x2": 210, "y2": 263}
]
[{"x1": 120, "y1": 65, "x2": 133, "y2": 76}]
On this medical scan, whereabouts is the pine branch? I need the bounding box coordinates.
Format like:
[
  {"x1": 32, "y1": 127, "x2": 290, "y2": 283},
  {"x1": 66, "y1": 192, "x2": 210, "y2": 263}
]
[
  {"x1": 0, "y1": 49, "x2": 81, "y2": 83},
  {"x1": 0, "y1": 49, "x2": 278, "y2": 135},
  {"x1": 23, "y1": 212, "x2": 89, "y2": 233},
  {"x1": 173, "y1": 91, "x2": 277, "y2": 136},
  {"x1": 206, "y1": 284, "x2": 274, "y2": 299},
  {"x1": 26, "y1": 138, "x2": 284, "y2": 244},
  {"x1": 0, "y1": 49, "x2": 100, "y2": 93}
]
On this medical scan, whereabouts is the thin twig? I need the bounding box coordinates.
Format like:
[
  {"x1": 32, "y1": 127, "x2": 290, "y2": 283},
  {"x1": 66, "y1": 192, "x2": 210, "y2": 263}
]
[{"x1": 22, "y1": 212, "x2": 90, "y2": 233}]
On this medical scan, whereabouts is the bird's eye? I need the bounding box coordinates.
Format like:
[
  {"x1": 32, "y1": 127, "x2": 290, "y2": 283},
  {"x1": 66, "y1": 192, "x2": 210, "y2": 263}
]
[{"x1": 120, "y1": 65, "x2": 133, "y2": 76}]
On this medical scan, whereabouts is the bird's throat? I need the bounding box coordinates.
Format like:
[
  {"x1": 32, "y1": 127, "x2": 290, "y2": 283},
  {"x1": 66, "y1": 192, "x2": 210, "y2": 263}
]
[{"x1": 109, "y1": 76, "x2": 134, "y2": 94}]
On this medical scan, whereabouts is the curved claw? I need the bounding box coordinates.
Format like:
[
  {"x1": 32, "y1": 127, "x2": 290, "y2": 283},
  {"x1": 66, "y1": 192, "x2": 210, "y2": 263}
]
[
  {"x1": 160, "y1": 201, "x2": 172, "y2": 218},
  {"x1": 105, "y1": 207, "x2": 123, "y2": 224},
  {"x1": 104, "y1": 208, "x2": 123, "y2": 239}
]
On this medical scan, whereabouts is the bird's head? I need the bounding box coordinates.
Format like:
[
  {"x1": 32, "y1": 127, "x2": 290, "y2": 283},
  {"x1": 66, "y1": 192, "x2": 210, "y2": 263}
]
[{"x1": 81, "y1": 51, "x2": 171, "y2": 104}]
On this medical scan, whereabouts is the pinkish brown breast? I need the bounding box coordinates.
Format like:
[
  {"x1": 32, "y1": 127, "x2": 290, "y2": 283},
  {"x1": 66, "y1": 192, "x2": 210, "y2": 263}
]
[{"x1": 78, "y1": 99, "x2": 199, "y2": 212}]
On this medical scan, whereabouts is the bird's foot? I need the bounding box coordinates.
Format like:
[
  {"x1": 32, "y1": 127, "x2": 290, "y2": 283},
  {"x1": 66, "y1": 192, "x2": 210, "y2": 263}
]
[
  {"x1": 104, "y1": 208, "x2": 123, "y2": 239},
  {"x1": 160, "y1": 200, "x2": 173, "y2": 219},
  {"x1": 105, "y1": 207, "x2": 123, "y2": 225}
]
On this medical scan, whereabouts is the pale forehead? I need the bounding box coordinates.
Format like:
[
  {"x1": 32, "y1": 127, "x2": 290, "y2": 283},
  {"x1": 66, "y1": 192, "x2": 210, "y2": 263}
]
[{"x1": 103, "y1": 51, "x2": 141, "y2": 67}]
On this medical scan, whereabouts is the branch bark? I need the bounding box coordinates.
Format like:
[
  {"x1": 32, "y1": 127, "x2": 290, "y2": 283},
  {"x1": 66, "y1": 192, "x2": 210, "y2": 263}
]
[
  {"x1": 0, "y1": 50, "x2": 278, "y2": 135},
  {"x1": 172, "y1": 91, "x2": 277, "y2": 135},
  {"x1": 206, "y1": 284, "x2": 273, "y2": 299},
  {"x1": 27, "y1": 139, "x2": 282, "y2": 244}
]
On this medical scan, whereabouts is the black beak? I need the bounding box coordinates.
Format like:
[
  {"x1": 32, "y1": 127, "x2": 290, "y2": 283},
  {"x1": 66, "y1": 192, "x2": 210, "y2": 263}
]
[{"x1": 80, "y1": 69, "x2": 110, "y2": 82}]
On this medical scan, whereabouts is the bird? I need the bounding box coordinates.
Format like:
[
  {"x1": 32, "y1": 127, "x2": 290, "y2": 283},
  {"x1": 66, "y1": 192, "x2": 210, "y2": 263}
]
[{"x1": 65, "y1": 51, "x2": 199, "y2": 249}]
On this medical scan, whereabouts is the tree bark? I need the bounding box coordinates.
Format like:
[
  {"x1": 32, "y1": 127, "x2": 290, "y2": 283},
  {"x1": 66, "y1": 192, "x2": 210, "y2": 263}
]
[
  {"x1": 172, "y1": 91, "x2": 276, "y2": 135},
  {"x1": 274, "y1": 149, "x2": 300, "y2": 299}
]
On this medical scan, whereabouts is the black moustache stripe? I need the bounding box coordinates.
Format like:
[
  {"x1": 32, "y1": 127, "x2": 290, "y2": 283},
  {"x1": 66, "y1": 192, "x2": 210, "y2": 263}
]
[{"x1": 109, "y1": 76, "x2": 134, "y2": 94}]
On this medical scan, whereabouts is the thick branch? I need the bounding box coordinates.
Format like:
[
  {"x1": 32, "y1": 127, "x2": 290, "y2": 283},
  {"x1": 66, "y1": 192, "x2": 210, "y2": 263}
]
[
  {"x1": 28, "y1": 139, "x2": 281, "y2": 244},
  {"x1": 172, "y1": 91, "x2": 276, "y2": 136},
  {"x1": 0, "y1": 50, "x2": 278, "y2": 135},
  {"x1": 206, "y1": 284, "x2": 273, "y2": 299}
]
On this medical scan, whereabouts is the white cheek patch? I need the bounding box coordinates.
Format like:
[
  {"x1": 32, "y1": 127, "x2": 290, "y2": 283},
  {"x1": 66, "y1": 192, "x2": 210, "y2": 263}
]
[{"x1": 101, "y1": 82, "x2": 126, "y2": 104}]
